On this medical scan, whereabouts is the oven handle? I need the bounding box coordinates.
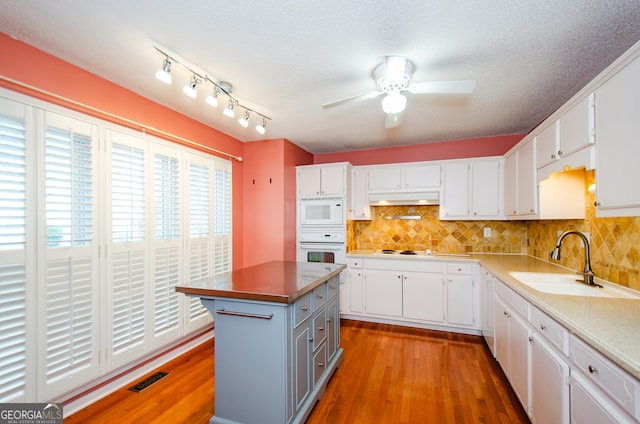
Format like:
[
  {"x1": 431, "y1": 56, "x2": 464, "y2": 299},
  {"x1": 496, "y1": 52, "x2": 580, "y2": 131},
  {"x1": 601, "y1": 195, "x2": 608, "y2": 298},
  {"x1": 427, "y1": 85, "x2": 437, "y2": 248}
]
[{"x1": 298, "y1": 243, "x2": 345, "y2": 250}]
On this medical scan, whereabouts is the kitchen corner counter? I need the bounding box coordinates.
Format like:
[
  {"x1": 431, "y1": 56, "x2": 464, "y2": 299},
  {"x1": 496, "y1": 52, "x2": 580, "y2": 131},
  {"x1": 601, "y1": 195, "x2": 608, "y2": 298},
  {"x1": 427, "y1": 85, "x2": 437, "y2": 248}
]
[
  {"x1": 346, "y1": 251, "x2": 640, "y2": 379},
  {"x1": 176, "y1": 260, "x2": 346, "y2": 303},
  {"x1": 473, "y1": 254, "x2": 640, "y2": 380}
]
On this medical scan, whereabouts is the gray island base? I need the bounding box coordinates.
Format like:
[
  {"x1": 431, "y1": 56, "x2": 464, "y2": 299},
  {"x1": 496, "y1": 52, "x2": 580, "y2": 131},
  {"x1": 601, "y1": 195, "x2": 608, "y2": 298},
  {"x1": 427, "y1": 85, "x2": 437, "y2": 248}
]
[{"x1": 176, "y1": 261, "x2": 346, "y2": 424}]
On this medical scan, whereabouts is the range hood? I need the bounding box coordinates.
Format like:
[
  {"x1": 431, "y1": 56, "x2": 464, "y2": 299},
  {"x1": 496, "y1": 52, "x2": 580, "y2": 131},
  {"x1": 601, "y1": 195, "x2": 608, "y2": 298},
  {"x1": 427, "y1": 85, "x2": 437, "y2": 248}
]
[{"x1": 368, "y1": 191, "x2": 440, "y2": 206}]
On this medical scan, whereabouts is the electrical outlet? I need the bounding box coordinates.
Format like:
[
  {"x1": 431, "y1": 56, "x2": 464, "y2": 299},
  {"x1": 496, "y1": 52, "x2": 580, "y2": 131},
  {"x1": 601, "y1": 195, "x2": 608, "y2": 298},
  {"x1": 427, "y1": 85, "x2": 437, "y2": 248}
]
[{"x1": 483, "y1": 227, "x2": 491, "y2": 238}]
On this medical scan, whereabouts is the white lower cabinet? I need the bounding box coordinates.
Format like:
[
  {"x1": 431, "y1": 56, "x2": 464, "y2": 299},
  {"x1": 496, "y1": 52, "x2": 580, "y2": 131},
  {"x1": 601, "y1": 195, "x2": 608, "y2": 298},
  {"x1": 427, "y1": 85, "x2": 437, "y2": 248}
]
[
  {"x1": 495, "y1": 294, "x2": 531, "y2": 413},
  {"x1": 345, "y1": 257, "x2": 478, "y2": 332},
  {"x1": 364, "y1": 270, "x2": 404, "y2": 317},
  {"x1": 570, "y1": 371, "x2": 635, "y2": 424},
  {"x1": 531, "y1": 334, "x2": 570, "y2": 424}
]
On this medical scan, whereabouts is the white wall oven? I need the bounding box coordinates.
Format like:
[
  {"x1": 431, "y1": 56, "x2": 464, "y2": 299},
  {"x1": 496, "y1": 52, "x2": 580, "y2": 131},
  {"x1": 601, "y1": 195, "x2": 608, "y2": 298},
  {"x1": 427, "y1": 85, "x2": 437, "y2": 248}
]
[
  {"x1": 297, "y1": 230, "x2": 346, "y2": 265},
  {"x1": 298, "y1": 197, "x2": 344, "y2": 227}
]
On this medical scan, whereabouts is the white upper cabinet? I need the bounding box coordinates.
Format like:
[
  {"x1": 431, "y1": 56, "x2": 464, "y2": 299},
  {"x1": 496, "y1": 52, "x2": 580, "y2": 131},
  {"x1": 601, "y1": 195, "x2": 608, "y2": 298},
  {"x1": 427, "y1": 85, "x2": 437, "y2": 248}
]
[
  {"x1": 536, "y1": 93, "x2": 595, "y2": 170},
  {"x1": 368, "y1": 163, "x2": 441, "y2": 192},
  {"x1": 440, "y1": 157, "x2": 503, "y2": 220},
  {"x1": 595, "y1": 53, "x2": 640, "y2": 217},
  {"x1": 505, "y1": 140, "x2": 537, "y2": 218},
  {"x1": 350, "y1": 167, "x2": 370, "y2": 220},
  {"x1": 297, "y1": 163, "x2": 350, "y2": 197}
]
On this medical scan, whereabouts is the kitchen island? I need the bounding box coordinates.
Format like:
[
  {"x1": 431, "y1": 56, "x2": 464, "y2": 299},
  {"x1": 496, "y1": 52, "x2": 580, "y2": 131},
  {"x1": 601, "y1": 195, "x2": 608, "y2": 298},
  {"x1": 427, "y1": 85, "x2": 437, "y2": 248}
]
[{"x1": 176, "y1": 261, "x2": 346, "y2": 424}]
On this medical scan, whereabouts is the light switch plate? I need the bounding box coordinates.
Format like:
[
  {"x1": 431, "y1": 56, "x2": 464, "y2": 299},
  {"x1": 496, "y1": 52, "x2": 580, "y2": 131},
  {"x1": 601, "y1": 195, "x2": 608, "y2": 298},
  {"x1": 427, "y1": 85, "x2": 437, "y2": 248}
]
[{"x1": 483, "y1": 227, "x2": 491, "y2": 238}]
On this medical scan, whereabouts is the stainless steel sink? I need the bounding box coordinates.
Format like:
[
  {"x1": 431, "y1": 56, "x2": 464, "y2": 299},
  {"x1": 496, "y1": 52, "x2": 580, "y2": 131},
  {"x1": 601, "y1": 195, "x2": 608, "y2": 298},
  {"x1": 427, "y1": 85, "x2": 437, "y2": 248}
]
[{"x1": 509, "y1": 272, "x2": 640, "y2": 299}]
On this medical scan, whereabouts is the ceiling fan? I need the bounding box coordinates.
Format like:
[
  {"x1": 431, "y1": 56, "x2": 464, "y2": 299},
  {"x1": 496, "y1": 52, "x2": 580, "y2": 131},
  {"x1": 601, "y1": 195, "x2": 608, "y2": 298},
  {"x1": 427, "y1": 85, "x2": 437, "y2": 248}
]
[{"x1": 322, "y1": 55, "x2": 476, "y2": 128}]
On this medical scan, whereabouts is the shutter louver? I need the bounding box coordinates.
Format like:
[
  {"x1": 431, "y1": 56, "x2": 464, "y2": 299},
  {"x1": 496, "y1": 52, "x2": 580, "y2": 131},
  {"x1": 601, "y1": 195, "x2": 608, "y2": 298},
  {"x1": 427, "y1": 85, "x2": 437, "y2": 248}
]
[{"x1": 0, "y1": 107, "x2": 27, "y2": 402}]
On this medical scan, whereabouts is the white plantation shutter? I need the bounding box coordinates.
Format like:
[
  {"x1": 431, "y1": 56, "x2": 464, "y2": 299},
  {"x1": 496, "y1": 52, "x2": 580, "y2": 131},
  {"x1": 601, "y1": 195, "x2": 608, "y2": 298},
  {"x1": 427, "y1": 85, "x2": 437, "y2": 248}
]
[
  {"x1": 41, "y1": 112, "x2": 100, "y2": 398},
  {"x1": 108, "y1": 131, "x2": 147, "y2": 367},
  {"x1": 152, "y1": 149, "x2": 182, "y2": 347},
  {"x1": 214, "y1": 163, "x2": 232, "y2": 274},
  {"x1": 185, "y1": 156, "x2": 213, "y2": 329},
  {"x1": 0, "y1": 99, "x2": 28, "y2": 402}
]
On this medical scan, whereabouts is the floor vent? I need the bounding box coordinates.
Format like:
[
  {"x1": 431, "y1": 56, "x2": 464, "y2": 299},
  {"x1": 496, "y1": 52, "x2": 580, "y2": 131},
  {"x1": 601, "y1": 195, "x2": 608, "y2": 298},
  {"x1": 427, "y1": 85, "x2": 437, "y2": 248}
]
[{"x1": 128, "y1": 371, "x2": 169, "y2": 393}]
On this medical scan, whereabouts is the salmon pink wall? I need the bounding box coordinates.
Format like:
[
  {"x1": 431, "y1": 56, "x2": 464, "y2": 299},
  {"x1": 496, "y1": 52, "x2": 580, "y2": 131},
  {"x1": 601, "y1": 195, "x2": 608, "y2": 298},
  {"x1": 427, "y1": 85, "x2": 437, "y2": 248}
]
[
  {"x1": 313, "y1": 134, "x2": 523, "y2": 165},
  {"x1": 242, "y1": 139, "x2": 312, "y2": 267},
  {"x1": 0, "y1": 33, "x2": 248, "y2": 269}
]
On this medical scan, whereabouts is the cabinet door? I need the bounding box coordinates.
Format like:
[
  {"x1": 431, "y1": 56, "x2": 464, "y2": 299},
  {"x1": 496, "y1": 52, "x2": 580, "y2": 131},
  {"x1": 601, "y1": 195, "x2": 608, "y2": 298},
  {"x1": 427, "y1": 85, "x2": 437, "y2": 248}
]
[
  {"x1": 570, "y1": 372, "x2": 631, "y2": 424},
  {"x1": 531, "y1": 335, "x2": 569, "y2": 424},
  {"x1": 404, "y1": 163, "x2": 441, "y2": 189},
  {"x1": 349, "y1": 270, "x2": 364, "y2": 313},
  {"x1": 503, "y1": 152, "x2": 518, "y2": 217},
  {"x1": 517, "y1": 140, "x2": 537, "y2": 216},
  {"x1": 325, "y1": 300, "x2": 339, "y2": 361},
  {"x1": 441, "y1": 161, "x2": 470, "y2": 218},
  {"x1": 595, "y1": 55, "x2": 640, "y2": 215},
  {"x1": 559, "y1": 93, "x2": 594, "y2": 157},
  {"x1": 536, "y1": 122, "x2": 559, "y2": 169},
  {"x1": 350, "y1": 168, "x2": 370, "y2": 219},
  {"x1": 495, "y1": 297, "x2": 511, "y2": 375},
  {"x1": 368, "y1": 166, "x2": 402, "y2": 191},
  {"x1": 319, "y1": 166, "x2": 344, "y2": 195},
  {"x1": 294, "y1": 323, "x2": 312, "y2": 410},
  {"x1": 447, "y1": 275, "x2": 475, "y2": 326},
  {"x1": 471, "y1": 159, "x2": 501, "y2": 218},
  {"x1": 480, "y1": 270, "x2": 496, "y2": 356},
  {"x1": 364, "y1": 270, "x2": 403, "y2": 317},
  {"x1": 510, "y1": 310, "x2": 531, "y2": 414},
  {"x1": 402, "y1": 273, "x2": 445, "y2": 322},
  {"x1": 298, "y1": 167, "x2": 321, "y2": 196}
]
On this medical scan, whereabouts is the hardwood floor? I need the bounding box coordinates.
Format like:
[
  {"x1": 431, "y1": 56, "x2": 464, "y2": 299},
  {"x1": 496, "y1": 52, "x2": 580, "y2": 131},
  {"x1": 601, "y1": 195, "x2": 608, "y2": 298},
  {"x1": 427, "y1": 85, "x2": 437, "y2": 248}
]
[{"x1": 64, "y1": 320, "x2": 529, "y2": 424}]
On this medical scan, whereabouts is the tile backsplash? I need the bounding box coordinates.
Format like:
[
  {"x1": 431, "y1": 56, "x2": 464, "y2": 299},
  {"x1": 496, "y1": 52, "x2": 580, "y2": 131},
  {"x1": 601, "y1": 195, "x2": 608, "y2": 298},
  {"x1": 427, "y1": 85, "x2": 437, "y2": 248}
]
[{"x1": 348, "y1": 170, "x2": 640, "y2": 290}]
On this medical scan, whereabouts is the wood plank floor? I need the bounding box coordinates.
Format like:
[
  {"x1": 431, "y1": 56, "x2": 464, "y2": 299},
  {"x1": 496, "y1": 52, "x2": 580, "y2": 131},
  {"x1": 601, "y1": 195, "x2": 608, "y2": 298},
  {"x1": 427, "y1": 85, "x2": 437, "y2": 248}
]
[{"x1": 65, "y1": 320, "x2": 529, "y2": 424}]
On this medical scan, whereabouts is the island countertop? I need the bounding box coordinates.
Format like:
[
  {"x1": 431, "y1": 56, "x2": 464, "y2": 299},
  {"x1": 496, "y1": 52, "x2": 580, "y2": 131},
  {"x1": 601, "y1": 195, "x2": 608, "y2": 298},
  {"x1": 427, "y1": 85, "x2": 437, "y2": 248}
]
[{"x1": 176, "y1": 261, "x2": 346, "y2": 304}]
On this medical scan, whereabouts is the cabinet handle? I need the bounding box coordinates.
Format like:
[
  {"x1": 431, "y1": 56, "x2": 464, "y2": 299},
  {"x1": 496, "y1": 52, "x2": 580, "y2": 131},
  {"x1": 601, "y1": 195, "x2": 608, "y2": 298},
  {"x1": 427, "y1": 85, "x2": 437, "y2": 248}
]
[
  {"x1": 301, "y1": 306, "x2": 309, "y2": 311},
  {"x1": 309, "y1": 337, "x2": 314, "y2": 342},
  {"x1": 317, "y1": 294, "x2": 324, "y2": 299},
  {"x1": 529, "y1": 336, "x2": 533, "y2": 343},
  {"x1": 216, "y1": 309, "x2": 274, "y2": 320},
  {"x1": 588, "y1": 365, "x2": 598, "y2": 374},
  {"x1": 558, "y1": 150, "x2": 563, "y2": 156},
  {"x1": 503, "y1": 311, "x2": 511, "y2": 318},
  {"x1": 318, "y1": 362, "x2": 324, "y2": 368},
  {"x1": 540, "y1": 324, "x2": 547, "y2": 331},
  {"x1": 318, "y1": 326, "x2": 324, "y2": 331},
  {"x1": 326, "y1": 318, "x2": 332, "y2": 323}
]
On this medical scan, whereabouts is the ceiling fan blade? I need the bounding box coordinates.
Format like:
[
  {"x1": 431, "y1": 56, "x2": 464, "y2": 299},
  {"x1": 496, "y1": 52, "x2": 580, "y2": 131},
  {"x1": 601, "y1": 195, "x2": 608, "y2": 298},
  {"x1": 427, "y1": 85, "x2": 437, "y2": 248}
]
[
  {"x1": 322, "y1": 90, "x2": 383, "y2": 109},
  {"x1": 408, "y1": 80, "x2": 476, "y2": 94},
  {"x1": 385, "y1": 113, "x2": 400, "y2": 128}
]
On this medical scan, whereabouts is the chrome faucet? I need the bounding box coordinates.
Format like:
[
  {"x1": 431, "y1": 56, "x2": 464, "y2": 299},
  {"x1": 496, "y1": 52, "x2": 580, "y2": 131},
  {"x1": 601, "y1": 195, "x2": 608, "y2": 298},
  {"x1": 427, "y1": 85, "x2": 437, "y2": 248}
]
[{"x1": 550, "y1": 231, "x2": 596, "y2": 286}]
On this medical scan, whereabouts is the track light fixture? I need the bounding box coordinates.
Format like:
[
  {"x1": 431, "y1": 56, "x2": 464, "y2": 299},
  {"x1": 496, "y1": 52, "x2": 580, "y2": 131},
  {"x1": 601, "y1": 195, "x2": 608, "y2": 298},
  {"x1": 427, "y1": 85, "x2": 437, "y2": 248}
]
[
  {"x1": 153, "y1": 45, "x2": 271, "y2": 134},
  {"x1": 223, "y1": 99, "x2": 235, "y2": 118},
  {"x1": 255, "y1": 117, "x2": 267, "y2": 135},
  {"x1": 238, "y1": 110, "x2": 250, "y2": 127},
  {"x1": 182, "y1": 74, "x2": 200, "y2": 99},
  {"x1": 155, "y1": 57, "x2": 172, "y2": 84}
]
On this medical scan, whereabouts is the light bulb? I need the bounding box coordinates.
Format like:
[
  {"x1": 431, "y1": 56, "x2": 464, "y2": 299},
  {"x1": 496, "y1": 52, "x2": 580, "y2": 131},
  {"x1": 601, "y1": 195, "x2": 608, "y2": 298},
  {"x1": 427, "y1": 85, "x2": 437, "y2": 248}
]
[
  {"x1": 238, "y1": 111, "x2": 249, "y2": 128},
  {"x1": 155, "y1": 59, "x2": 172, "y2": 84},
  {"x1": 381, "y1": 91, "x2": 407, "y2": 114},
  {"x1": 255, "y1": 118, "x2": 267, "y2": 135},
  {"x1": 205, "y1": 92, "x2": 219, "y2": 107}
]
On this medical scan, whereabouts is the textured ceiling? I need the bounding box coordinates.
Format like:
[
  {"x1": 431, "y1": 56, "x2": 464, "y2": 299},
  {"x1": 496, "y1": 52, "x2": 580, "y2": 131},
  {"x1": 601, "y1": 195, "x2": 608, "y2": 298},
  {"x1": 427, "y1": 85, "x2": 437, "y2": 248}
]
[{"x1": 1, "y1": 1, "x2": 640, "y2": 153}]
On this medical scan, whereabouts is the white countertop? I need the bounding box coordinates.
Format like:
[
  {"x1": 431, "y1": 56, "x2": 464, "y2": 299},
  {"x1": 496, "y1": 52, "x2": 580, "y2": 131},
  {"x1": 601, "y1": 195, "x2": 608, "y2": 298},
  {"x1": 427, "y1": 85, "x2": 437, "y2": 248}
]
[{"x1": 347, "y1": 251, "x2": 640, "y2": 379}]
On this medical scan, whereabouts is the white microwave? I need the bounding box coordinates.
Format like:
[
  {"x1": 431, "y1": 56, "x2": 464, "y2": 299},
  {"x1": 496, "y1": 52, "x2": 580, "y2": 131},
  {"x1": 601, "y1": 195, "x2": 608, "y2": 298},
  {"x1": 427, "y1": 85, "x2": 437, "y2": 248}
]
[{"x1": 299, "y1": 197, "x2": 344, "y2": 226}]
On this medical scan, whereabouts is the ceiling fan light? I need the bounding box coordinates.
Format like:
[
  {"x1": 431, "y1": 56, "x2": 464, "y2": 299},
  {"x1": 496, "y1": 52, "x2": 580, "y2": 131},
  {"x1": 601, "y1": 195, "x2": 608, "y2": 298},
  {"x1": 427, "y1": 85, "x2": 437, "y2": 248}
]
[{"x1": 381, "y1": 91, "x2": 406, "y2": 114}]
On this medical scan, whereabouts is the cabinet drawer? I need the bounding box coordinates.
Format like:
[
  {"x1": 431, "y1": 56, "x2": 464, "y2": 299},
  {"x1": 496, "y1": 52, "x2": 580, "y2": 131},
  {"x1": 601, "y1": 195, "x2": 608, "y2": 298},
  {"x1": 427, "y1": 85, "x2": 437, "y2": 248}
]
[
  {"x1": 348, "y1": 258, "x2": 362, "y2": 269},
  {"x1": 446, "y1": 262, "x2": 473, "y2": 275},
  {"x1": 531, "y1": 306, "x2": 568, "y2": 355},
  {"x1": 312, "y1": 310, "x2": 327, "y2": 351},
  {"x1": 313, "y1": 283, "x2": 327, "y2": 311},
  {"x1": 293, "y1": 292, "x2": 312, "y2": 328},
  {"x1": 313, "y1": 343, "x2": 328, "y2": 388},
  {"x1": 365, "y1": 258, "x2": 444, "y2": 273},
  {"x1": 495, "y1": 280, "x2": 529, "y2": 319},
  {"x1": 570, "y1": 335, "x2": 639, "y2": 417}
]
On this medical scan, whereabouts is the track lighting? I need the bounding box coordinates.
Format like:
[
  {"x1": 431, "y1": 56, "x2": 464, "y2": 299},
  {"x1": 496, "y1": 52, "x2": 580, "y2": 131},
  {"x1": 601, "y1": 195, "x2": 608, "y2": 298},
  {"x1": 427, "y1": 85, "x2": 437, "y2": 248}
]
[
  {"x1": 255, "y1": 117, "x2": 267, "y2": 135},
  {"x1": 223, "y1": 100, "x2": 235, "y2": 118},
  {"x1": 238, "y1": 110, "x2": 250, "y2": 128},
  {"x1": 205, "y1": 88, "x2": 219, "y2": 107},
  {"x1": 153, "y1": 45, "x2": 271, "y2": 134},
  {"x1": 182, "y1": 74, "x2": 199, "y2": 99},
  {"x1": 155, "y1": 57, "x2": 172, "y2": 84}
]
